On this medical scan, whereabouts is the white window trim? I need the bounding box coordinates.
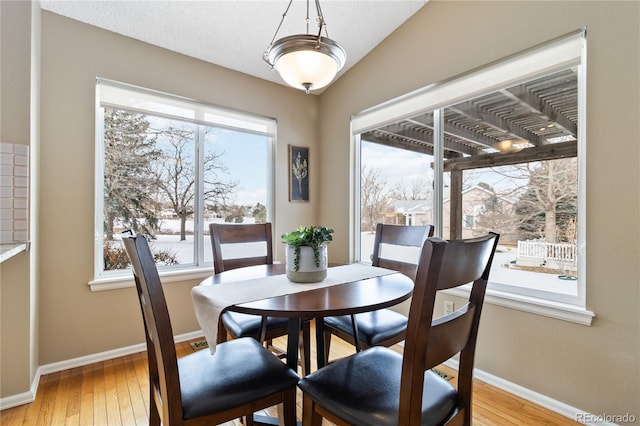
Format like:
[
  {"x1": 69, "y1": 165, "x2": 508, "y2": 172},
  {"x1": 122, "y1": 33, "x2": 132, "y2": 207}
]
[
  {"x1": 351, "y1": 28, "x2": 592, "y2": 324},
  {"x1": 89, "y1": 267, "x2": 213, "y2": 291},
  {"x1": 443, "y1": 285, "x2": 594, "y2": 326},
  {"x1": 93, "y1": 79, "x2": 276, "y2": 284}
]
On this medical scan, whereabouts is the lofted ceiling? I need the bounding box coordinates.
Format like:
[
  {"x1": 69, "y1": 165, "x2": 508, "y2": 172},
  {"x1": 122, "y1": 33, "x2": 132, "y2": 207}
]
[{"x1": 39, "y1": 0, "x2": 428, "y2": 92}]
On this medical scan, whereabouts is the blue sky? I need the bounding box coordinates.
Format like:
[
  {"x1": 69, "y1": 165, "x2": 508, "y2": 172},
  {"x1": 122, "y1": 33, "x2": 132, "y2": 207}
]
[
  {"x1": 361, "y1": 141, "x2": 525, "y2": 195},
  {"x1": 207, "y1": 128, "x2": 268, "y2": 206},
  {"x1": 362, "y1": 141, "x2": 434, "y2": 188},
  {"x1": 146, "y1": 115, "x2": 269, "y2": 207}
]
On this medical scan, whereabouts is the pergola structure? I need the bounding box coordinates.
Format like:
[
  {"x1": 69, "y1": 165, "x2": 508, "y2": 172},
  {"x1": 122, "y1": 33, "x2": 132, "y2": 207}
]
[{"x1": 361, "y1": 68, "x2": 578, "y2": 239}]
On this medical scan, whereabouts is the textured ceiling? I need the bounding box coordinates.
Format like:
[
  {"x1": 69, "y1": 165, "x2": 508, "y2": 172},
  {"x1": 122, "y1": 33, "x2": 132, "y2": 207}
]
[{"x1": 39, "y1": 0, "x2": 428, "y2": 92}]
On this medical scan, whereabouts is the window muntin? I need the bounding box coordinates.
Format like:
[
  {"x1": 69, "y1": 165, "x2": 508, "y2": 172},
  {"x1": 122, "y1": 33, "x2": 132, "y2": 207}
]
[
  {"x1": 95, "y1": 80, "x2": 274, "y2": 279},
  {"x1": 353, "y1": 30, "x2": 586, "y2": 309}
]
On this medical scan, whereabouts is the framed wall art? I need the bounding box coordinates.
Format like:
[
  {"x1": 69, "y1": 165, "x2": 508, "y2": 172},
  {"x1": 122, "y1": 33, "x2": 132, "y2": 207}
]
[{"x1": 288, "y1": 145, "x2": 309, "y2": 202}]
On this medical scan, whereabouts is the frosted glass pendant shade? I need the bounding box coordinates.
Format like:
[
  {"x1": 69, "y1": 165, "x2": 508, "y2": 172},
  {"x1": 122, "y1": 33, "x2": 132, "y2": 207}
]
[{"x1": 267, "y1": 34, "x2": 346, "y2": 93}]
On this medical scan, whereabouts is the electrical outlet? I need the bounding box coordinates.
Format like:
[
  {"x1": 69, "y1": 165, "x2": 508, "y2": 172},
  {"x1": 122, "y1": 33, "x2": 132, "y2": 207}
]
[{"x1": 444, "y1": 300, "x2": 455, "y2": 315}]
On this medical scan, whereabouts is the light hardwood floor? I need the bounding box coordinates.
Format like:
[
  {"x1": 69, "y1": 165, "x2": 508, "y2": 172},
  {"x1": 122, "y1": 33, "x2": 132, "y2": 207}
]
[{"x1": 1, "y1": 328, "x2": 580, "y2": 425}]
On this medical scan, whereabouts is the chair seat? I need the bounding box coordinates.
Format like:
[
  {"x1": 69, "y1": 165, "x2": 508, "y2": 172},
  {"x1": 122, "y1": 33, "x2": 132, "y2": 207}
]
[
  {"x1": 324, "y1": 309, "x2": 408, "y2": 346},
  {"x1": 297, "y1": 347, "x2": 457, "y2": 426},
  {"x1": 221, "y1": 311, "x2": 290, "y2": 338},
  {"x1": 179, "y1": 337, "x2": 299, "y2": 420}
]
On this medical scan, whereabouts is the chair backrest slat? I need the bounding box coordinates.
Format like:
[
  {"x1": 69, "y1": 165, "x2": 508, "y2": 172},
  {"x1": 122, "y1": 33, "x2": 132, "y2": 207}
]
[
  {"x1": 371, "y1": 223, "x2": 434, "y2": 280},
  {"x1": 210, "y1": 223, "x2": 274, "y2": 274},
  {"x1": 436, "y1": 236, "x2": 498, "y2": 290},
  {"x1": 221, "y1": 256, "x2": 271, "y2": 271},
  {"x1": 375, "y1": 258, "x2": 420, "y2": 279},
  {"x1": 424, "y1": 303, "x2": 476, "y2": 368},
  {"x1": 374, "y1": 223, "x2": 434, "y2": 247}
]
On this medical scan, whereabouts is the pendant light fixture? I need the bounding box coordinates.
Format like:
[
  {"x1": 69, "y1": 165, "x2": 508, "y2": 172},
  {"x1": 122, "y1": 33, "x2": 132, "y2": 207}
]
[{"x1": 263, "y1": 0, "x2": 346, "y2": 94}]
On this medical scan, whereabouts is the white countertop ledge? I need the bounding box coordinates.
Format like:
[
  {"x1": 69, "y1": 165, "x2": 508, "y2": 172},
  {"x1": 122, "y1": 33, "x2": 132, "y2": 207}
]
[{"x1": 0, "y1": 242, "x2": 30, "y2": 264}]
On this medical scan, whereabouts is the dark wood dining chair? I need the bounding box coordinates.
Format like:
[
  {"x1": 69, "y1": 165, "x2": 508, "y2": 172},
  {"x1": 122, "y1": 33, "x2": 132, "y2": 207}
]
[
  {"x1": 122, "y1": 234, "x2": 299, "y2": 426},
  {"x1": 322, "y1": 223, "x2": 434, "y2": 357},
  {"x1": 209, "y1": 222, "x2": 311, "y2": 375},
  {"x1": 210, "y1": 222, "x2": 274, "y2": 274},
  {"x1": 298, "y1": 232, "x2": 499, "y2": 426}
]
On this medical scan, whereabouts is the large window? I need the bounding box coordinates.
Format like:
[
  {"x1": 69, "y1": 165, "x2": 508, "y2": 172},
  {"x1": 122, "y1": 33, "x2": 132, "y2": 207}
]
[
  {"x1": 93, "y1": 80, "x2": 275, "y2": 288},
  {"x1": 353, "y1": 30, "x2": 592, "y2": 324}
]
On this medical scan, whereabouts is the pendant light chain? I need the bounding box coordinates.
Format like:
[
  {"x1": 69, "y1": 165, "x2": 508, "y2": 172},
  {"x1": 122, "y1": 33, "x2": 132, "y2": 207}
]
[
  {"x1": 306, "y1": 0, "x2": 311, "y2": 34},
  {"x1": 315, "y1": 0, "x2": 330, "y2": 39},
  {"x1": 268, "y1": 0, "x2": 329, "y2": 48},
  {"x1": 267, "y1": 0, "x2": 294, "y2": 48}
]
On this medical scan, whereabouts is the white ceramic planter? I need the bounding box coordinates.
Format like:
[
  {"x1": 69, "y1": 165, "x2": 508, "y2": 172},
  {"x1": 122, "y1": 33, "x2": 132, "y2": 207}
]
[{"x1": 285, "y1": 244, "x2": 328, "y2": 283}]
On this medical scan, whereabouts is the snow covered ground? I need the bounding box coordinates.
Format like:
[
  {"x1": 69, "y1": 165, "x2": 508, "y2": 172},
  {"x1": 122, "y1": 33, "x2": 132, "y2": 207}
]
[
  {"x1": 360, "y1": 232, "x2": 577, "y2": 296},
  {"x1": 139, "y1": 220, "x2": 577, "y2": 297}
]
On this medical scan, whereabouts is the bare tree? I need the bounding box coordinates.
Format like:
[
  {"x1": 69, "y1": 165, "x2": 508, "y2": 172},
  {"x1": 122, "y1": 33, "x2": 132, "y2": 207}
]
[
  {"x1": 152, "y1": 126, "x2": 238, "y2": 240},
  {"x1": 393, "y1": 176, "x2": 432, "y2": 201},
  {"x1": 486, "y1": 159, "x2": 577, "y2": 242},
  {"x1": 513, "y1": 159, "x2": 577, "y2": 242},
  {"x1": 361, "y1": 165, "x2": 394, "y2": 232}
]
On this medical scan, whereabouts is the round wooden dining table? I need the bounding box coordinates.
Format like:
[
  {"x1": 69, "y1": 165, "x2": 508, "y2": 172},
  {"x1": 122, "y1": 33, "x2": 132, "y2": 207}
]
[{"x1": 199, "y1": 263, "x2": 414, "y2": 371}]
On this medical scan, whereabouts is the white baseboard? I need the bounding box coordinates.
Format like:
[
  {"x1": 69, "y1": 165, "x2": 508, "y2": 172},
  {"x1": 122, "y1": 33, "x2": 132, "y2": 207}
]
[
  {"x1": 443, "y1": 359, "x2": 616, "y2": 426},
  {"x1": 0, "y1": 330, "x2": 204, "y2": 410},
  {"x1": 0, "y1": 388, "x2": 37, "y2": 412}
]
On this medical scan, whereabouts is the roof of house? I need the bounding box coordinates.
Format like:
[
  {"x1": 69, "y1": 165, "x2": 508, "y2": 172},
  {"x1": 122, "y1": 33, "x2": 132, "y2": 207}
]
[{"x1": 388, "y1": 185, "x2": 515, "y2": 215}]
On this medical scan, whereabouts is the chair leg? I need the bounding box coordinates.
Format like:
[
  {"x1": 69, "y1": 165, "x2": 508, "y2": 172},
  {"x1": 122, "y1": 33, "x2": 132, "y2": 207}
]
[
  {"x1": 282, "y1": 387, "x2": 298, "y2": 426},
  {"x1": 349, "y1": 314, "x2": 362, "y2": 352},
  {"x1": 323, "y1": 330, "x2": 332, "y2": 364},
  {"x1": 299, "y1": 322, "x2": 311, "y2": 375},
  {"x1": 302, "y1": 394, "x2": 323, "y2": 426},
  {"x1": 217, "y1": 321, "x2": 228, "y2": 343},
  {"x1": 148, "y1": 388, "x2": 161, "y2": 426}
]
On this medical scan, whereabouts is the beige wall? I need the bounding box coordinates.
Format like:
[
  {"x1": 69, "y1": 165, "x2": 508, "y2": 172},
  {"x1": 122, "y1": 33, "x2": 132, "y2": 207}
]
[
  {"x1": 319, "y1": 0, "x2": 639, "y2": 417},
  {"x1": 0, "y1": 253, "x2": 32, "y2": 397},
  {"x1": 0, "y1": 0, "x2": 38, "y2": 397}
]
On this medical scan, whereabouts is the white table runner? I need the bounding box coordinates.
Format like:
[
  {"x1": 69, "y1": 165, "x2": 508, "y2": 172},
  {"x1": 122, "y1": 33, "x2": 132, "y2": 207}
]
[{"x1": 191, "y1": 263, "x2": 396, "y2": 353}]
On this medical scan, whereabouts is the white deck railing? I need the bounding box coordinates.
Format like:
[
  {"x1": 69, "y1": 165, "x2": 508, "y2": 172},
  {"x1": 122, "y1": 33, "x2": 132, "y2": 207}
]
[{"x1": 517, "y1": 240, "x2": 577, "y2": 262}]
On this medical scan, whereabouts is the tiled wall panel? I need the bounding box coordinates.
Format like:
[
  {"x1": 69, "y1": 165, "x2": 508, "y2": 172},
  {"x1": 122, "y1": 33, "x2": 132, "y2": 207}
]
[{"x1": 0, "y1": 143, "x2": 29, "y2": 242}]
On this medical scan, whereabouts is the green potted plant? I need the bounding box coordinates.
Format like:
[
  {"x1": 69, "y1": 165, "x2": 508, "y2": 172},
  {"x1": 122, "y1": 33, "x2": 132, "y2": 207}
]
[{"x1": 281, "y1": 225, "x2": 334, "y2": 283}]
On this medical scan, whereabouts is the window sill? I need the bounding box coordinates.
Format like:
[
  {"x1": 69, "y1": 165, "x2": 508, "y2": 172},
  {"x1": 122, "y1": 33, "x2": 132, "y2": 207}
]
[
  {"x1": 88, "y1": 267, "x2": 213, "y2": 291},
  {"x1": 442, "y1": 285, "x2": 595, "y2": 326}
]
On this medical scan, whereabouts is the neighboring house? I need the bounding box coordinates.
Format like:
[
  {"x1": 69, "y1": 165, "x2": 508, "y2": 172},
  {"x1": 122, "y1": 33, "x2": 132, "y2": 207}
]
[
  {"x1": 160, "y1": 208, "x2": 177, "y2": 219},
  {"x1": 453, "y1": 186, "x2": 517, "y2": 240},
  {"x1": 385, "y1": 185, "x2": 516, "y2": 239},
  {"x1": 383, "y1": 199, "x2": 433, "y2": 226}
]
